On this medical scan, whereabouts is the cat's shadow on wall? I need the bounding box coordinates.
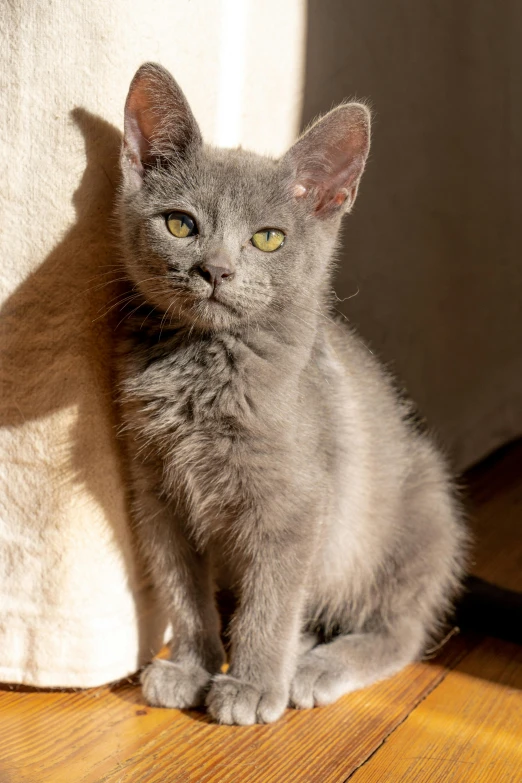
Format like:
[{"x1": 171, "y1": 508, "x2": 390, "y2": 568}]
[{"x1": 0, "y1": 108, "x2": 166, "y2": 674}]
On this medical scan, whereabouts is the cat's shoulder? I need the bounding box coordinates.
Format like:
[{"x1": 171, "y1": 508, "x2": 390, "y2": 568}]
[{"x1": 320, "y1": 315, "x2": 380, "y2": 374}]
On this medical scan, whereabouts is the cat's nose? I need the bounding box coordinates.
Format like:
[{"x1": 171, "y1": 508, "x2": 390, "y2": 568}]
[{"x1": 197, "y1": 263, "x2": 234, "y2": 288}]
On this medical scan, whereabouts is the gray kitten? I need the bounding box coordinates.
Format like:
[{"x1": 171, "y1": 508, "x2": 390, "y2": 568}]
[{"x1": 116, "y1": 63, "x2": 467, "y2": 725}]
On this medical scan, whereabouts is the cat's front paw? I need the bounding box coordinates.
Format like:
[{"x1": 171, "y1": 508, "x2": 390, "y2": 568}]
[
  {"x1": 206, "y1": 674, "x2": 287, "y2": 725},
  {"x1": 290, "y1": 650, "x2": 354, "y2": 710},
  {"x1": 141, "y1": 658, "x2": 211, "y2": 709}
]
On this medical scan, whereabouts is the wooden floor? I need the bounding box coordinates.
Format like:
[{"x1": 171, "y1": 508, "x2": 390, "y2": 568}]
[{"x1": 2, "y1": 441, "x2": 522, "y2": 783}]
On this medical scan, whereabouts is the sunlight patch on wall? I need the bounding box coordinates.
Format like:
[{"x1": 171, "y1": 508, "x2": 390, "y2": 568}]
[
  {"x1": 214, "y1": 0, "x2": 307, "y2": 156},
  {"x1": 214, "y1": 0, "x2": 249, "y2": 148}
]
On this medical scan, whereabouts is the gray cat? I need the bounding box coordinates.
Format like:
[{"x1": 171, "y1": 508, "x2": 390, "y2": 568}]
[{"x1": 116, "y1": 63, "x2": 467, "y2": 725}]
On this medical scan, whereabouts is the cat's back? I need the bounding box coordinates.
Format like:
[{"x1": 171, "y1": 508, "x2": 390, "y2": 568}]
[
  {"x1": 318, "y1": 316, "x2": 415, "y2": 449},
  {"x1": 315, "y1": 315, "x2": 449, "y2": 522}
]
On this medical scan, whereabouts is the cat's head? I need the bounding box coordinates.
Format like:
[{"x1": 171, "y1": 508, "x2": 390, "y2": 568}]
[{"x1": 119, "y1": 63, "x2": 370, "y2": 333}]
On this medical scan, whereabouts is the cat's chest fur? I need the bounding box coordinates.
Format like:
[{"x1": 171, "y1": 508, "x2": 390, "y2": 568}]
[{"x1": 120, "y1": 325, "x2": 312, "y2": 540}]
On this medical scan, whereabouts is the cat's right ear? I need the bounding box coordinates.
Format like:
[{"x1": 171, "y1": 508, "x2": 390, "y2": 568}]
[{"x1": 122, "y1": 63, "x2": 202, "y2": 188}]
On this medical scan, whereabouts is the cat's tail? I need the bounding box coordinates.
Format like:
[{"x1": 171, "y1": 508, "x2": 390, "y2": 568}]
[{"x1": 454, "y1": 575, "x2": 522, "y2": 644}]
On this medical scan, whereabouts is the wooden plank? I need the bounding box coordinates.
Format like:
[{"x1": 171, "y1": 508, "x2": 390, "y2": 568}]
[
  {"x1": 0, "y1": 642, "x2": 468, "y2": 783},
  {"x1": 349, "y1": 638, "x2": 522, "y2": 783},
  {"x1": 0, "y1": 678, "x2": 178, "y2": 783},
  {"x1": 97, "y1": 655, "x2": 466, "y2": 783}
]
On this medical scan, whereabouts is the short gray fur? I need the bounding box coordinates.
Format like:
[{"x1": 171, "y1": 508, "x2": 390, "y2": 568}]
[{"x1": 116, "y1": 63, "x2": 468, "y2": 725}]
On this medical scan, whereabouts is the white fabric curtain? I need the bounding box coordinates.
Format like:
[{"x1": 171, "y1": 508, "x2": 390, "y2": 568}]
[{"x1": 0, "y1": 0, "x2": 305, "y2": 687}]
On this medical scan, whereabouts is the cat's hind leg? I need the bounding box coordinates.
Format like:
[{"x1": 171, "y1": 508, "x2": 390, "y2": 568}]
[{"x1": 290, "y1": 618, "x2": 425, "y2": 709}]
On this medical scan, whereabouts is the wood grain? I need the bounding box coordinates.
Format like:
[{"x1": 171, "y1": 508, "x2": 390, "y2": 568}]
[
  {"x1": 0, "y1": 642, "x2": 469, "y2": 783},
  {"x1": 349, "y1": 639, "x2": 522, "y2": 783}
]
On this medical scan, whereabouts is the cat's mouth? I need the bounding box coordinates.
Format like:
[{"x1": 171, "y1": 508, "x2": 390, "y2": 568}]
[
  {"x1": 207, "y1": 296, "x2": 242, "y2": 319},
  {"x1": 183, "y1": 288, "x2": 243, "y2": 328},
  {"x1": 204, "y1": 288, "x2": 238, "y2": 312},
  {"x1": 170, "y1": 284, "x2": 235, "y2": 312},
  {"x1": 208, "y1": 291, "x2": 230, "y2": 308},
  {"x1": 164, "y1": 281, "x2": 245, "y2": 327}
]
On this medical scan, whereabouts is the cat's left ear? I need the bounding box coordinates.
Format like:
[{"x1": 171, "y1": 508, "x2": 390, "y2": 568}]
[
  {"x1": 283, "y1": 103, "x2": 371, "y2": 217},
  {"x1": 122, "y1": 63, "x2": 202, "y2": 186}
]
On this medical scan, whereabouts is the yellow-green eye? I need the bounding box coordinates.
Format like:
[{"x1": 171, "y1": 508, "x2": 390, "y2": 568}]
[
  {"x1": 251, "y1": 229, "x2": 285, "y2": 252},
  {"x1": 166, "y1": 212, "x2": 197, "y2": 238}
]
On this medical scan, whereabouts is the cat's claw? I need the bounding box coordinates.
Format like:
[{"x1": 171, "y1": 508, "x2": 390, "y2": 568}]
[
  {"x1": 206, "y1": 674, "x2": 287, "y2": 725},
  {"x1": 141, "y1": 658, "x2": 211, "y2": 709}
]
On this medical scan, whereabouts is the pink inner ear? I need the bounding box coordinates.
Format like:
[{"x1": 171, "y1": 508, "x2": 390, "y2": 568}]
[
  {"x1": 287, "y1": 104, "x2": 370, "y2": 217},
  {"x1": 296, "y1": 158, "x2": 365, "y2": 215},
  {"x1": 122, "y1": 64, "x2": 203, "y2": 178},
  {"x1": 124, "y1": 79, "x2": 164, "y2": 170},
  {"x1": 128, "y1": 89, "x2": 161, "y2": 144},
  {"x1": 123, "y1": 115, "x2": 146, "y2": 172},
  {"x1": 314, "y1": 153, "x2": 367, "y2": 215}
]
